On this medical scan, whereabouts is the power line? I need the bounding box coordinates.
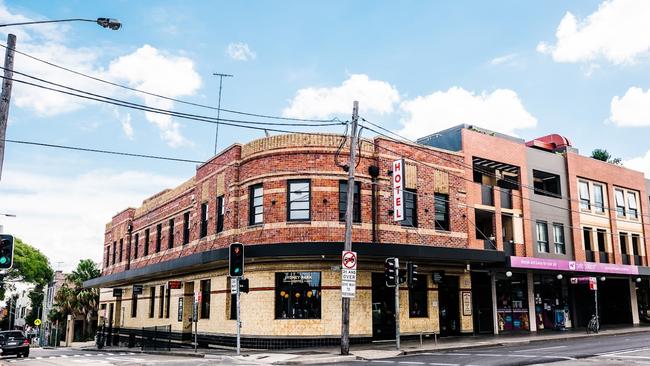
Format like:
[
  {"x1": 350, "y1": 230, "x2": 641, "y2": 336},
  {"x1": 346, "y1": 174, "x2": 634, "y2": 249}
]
[{"x1": 0, "y1": 43, "x2": 334, "y2": 123}]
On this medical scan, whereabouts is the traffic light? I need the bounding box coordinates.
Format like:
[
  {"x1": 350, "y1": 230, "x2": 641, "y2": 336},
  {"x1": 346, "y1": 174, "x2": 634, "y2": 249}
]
[
  {"x1": 229, "y1": 242, "x2": 244, "y2": 277},
  {"x1": 384, "y1": 257, "x2": 397, "y2": 287},
  {"x1": 0, "y1": 235, "x2": 14, "y2": 270},
  {"x1": 407, "y1": 262, "x2": 419, "y2": 288},
  {"x1": 239, "y1": 278, "x2": 249, "y2": 293}
]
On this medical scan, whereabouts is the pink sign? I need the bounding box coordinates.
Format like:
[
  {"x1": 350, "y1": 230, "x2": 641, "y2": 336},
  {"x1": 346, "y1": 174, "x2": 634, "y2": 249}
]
[{"x1": 509, "y1": 256, "x2": 639, "y2": 275}]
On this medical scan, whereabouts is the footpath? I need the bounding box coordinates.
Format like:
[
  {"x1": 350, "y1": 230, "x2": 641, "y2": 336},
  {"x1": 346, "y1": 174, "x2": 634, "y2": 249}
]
[{"x1": 72, "y1": 325, "x2": 650, "y2": 365}]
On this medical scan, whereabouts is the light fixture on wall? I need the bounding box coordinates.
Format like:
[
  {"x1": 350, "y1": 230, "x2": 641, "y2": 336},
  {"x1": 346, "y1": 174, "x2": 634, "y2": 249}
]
[
  {"x1": 505, "y1": 271, "x2": 513, "y2": 278},
  {"x1": 556, "y1": 274, "x2": 563, "y2": 280},
  {"x1": 636, "y1": 277, "x2": 642, "y2": 283},
  {"x1": 600, "y1": 276, "x2": 606, "y2": 282}
]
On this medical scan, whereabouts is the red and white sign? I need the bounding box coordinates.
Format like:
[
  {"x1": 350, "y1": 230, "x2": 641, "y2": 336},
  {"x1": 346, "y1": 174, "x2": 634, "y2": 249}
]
[
  {"x1": 342, "y1": 251, "x2": 357, "y2": 270},
  {"x1": 589, "y1": 277, "x2": 598, "y2": 291},
  {"x1": 392, "y1": 159, "x2": 405, "y2": 222}
]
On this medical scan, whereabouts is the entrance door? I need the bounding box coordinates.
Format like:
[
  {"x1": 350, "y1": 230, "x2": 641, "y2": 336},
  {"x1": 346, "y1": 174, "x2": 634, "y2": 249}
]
[
  {"x1": 371, "y1": 273, "x2": 396, "y2": 340},
  {"x1": 471, "y1": 272, "x2": 494, "y2": 334},
  {"x1": 439, "y1": 275, "x2": 460, "y2": 336},
  {"x1": 182, "y1": 282, "x2": 194, "y2": 341}
]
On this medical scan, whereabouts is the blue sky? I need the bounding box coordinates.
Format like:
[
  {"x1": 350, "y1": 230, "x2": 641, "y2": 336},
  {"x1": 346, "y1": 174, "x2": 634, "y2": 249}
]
[{"x1": 0, "y1": 0, "x2": 649, "y2": 270}]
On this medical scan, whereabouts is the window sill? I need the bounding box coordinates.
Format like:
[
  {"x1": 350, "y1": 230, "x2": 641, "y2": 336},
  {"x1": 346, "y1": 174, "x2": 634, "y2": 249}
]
[
  {"x1": 286, "y1": 220, "x2": 311, "y2": 225},
  {"x1": 248, "y1": 223, "x2": 264, "y2": 228}
]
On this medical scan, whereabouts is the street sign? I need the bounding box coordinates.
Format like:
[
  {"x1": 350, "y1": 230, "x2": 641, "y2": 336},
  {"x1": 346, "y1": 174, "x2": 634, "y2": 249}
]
[
  {"x1": 341, "y1": 251, "x2": 357, "y2": 298},
  {"x1": 112, "y1": 288, "x2": 123, "y2": 297},
  {"x1": 177, "y1": 297, "x2": 183, "y2": 322},
  {"x1": 168, "y1": 281, "x2": 182, "y2": 289},
  {"x1": 392, "y1": 159, "x2": 405, "y2": 221},
  {"x1": 342, "y1": 251, "x2": 357, "y2": 270},
  {"x1": 589, "y1": 277, "x2": 598, "y2": 291},
  {"x1": 231, "y1": 278, "x2": 238, "y2": 294},
  {"x1": 132, "y1": 285, "x2": 144, "y2": 295},
  {"x1": 432, "y1": 271, "x2": 444, "y2": 284},
  {"x1": 34, "y1": 319, "x2": 41, "y2": 326},
  {"x1": 341, "y1": 280, "x2": 356, "y2": 298}
]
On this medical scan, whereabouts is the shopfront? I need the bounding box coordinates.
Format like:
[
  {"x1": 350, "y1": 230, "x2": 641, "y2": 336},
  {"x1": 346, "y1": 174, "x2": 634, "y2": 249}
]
[
  {"x1": 533, "y1": 274, "x2": 571, "y2": 330},
  {"x1": 495, "y1": 272, "x2": 530, "y2": 332}
]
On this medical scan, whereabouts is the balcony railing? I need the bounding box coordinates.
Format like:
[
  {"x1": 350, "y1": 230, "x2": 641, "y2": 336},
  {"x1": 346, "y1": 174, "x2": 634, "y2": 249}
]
[
  {"x1": 622, "y1": 254, "x2": 630, "y2": 265},
  {"x1": 598, "y1": 251, "x2": 609, "y2": 263},
  {"x1": 481, "y1": 185, "x2": 494, "y2": 206},
  {"x1": 585, "y1": 250, "x2": 595, "y2": 262},
  {"x1": 500, "y1": 188, "x2": 513, "y2": 209},
  {"x1": 484, "y1": 240, "x2": 497, "y2": 250},
  {"x1": 634, "y1": 255, "x2": 642, "y2": 266}
]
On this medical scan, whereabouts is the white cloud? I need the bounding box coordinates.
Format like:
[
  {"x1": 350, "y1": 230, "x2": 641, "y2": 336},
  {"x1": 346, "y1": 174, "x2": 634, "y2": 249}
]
[
  {"x1": 0, "y1": 3, "x2": 202, "y2": 147},
  {"x1": 490, "y1": 53, "x2": 518, "y2": 66},
  {"x1": 538, "y1": 0, "x2": 650, "y2": 64},
  {"x1": 226, "y1": 42, "x2": 256, "y2": 61},
  {"x1": 624, "y1": 150, "x2": 650, "y2": 177},
  {"x1": 399, "y1": 87, "x2": 537, "y2": 139},
  {"x1": 121, "y1": 113, "x2": 134, "y2": 140},
  {"x1": 283, "y1": 74, "x2": 400, "y2": 119},
  {"x1": 0, "y1": 167, "x2": 184, "y2": 272},
  {"x1": 610, "y1": 87, "x2": 650, "y2": 127}
]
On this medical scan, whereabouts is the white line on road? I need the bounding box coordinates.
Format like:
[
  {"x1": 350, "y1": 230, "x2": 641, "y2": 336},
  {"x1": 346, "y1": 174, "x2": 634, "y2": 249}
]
[
  {"x1": 370, "y1": 361, "x2": 393, "y2": 364},
  {"x1": 599, "y1": 355, "x2": 650, "y2": 360},
  {"x1": 597, "y1": 347, "x2": 650, "y2": 357},
  {"x1": 473, "y1": 353, "x2": 501, "y2": 357},
  {"x1": 448, "y1": 353, "x2": 471, "y2": 356},
  {"x1": 426, "y1": 363, "x2": 459, "y2": 366},
  {"x1": 514, "y1": 345, "x2": 567, "y2": 352},
  {"x1": 398, "y1": 362, "x2": 425, "y2": 365}
]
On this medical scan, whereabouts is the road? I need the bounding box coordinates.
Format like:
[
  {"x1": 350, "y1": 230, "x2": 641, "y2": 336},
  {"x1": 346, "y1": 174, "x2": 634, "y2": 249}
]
[{"x1": 337, "y1": 331, "x2": 650, "y2": 366}]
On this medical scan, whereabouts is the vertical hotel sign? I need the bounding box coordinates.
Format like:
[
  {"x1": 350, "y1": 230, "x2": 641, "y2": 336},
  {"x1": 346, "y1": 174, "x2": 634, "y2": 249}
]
[{"x1": 392, "y1": 158, "x2": 405, "y2": 222}]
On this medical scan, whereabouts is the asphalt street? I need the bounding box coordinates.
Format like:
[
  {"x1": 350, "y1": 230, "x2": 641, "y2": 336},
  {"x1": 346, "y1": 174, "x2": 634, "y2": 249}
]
[{"x1": 336, "y1": 331, "x2": 650, "y2": 366}]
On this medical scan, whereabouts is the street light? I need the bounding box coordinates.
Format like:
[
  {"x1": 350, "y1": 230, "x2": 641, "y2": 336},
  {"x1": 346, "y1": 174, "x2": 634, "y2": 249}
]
[{"x1": 0, "y1": 18, "x2": 121, "y2": 30}]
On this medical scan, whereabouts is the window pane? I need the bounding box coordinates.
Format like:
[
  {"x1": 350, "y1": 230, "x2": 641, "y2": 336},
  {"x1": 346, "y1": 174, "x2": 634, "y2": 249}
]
[
  {"x1": 290, "y1": 182, "x2": 309, "y2": 192},
  {"x1": 290, "y1": 210, "x2": 309, "y2": 220},
  {"x1": 275, "y1": 272, "x2": 321, "y2": 319},
  {"x1": 254, "y1": 196, "x2": 263, "y2": 206},
  {"x1": 254, "y1": 213, "x2": 263, "y2": 223},
  {"x1": 290, "y1": 192, "x2": 309, "y2": 202},
  {"x1": 292, "y1": 200, "x2": 310, "y2": 210},
  {"x1": 628, "y1": 192, "x2": 638, "y2": 209},
  {"x1": 593, "y1": 185, "x2": 604, "y2": 212},
  {"x1": 408, "y1": 274, "x2": 428, "y2": 318}
]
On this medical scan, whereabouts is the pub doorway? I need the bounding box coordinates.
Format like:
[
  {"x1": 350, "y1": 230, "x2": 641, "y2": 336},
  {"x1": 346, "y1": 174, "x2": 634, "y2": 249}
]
[{"x1": 371, "y1": 273, "x2": 396, "y2": 340}]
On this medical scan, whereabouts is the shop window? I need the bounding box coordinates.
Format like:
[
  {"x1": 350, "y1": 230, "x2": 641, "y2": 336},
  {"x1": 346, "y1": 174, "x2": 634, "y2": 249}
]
[
  {"x1": 200, "y1": 279, "x2": 211, "y2": 319},
  {"x1": 408, "y1": 274, "x2": 428, "y2": 318},
  {"x1": 183, "y1": 212, "x2": 190, "y2": 245},
  {"x1": 402, "y1": 189, "x2": 417, "y2": 227},
  {"x1": 144, "y1": 229, "x2": 150, "y2": 256},
  {"x1": 434, "y1": 193, "x2": 449, "y2": 231},
  {"x1": 148, "y1": 287, "x2": 155, "y2": 318},
  {"x1": 158, "y1": 286, "x2": 164, "y2": 318},
  {"x1": 553, "y1": 223, "x2": 565, "y2": 255},
  {"x1": 133, "y1": 233, "x2": 139, "y2": 259},
  {"x1": 628, "y1": 192, "x2": 638, "y2": 219},
  {"x1": 131, "y1": 291, "x2": 138, "y2": 318},
  {"x1": 615, "y1": 189, "x2": 626, "y2": 217},
  {"x1": 536, "y1": 221, "x2": 549, "y2": 253},
  {"x1": 168, "y1": 218, "x2": 174, "y2": 249},
  {"x1": 249, "y1": 184, "x2": 264, "y2": 225},
  {"x1": 200, "y1": 202, "x2": 208, "y2": 238},
  {"x1": 593, "y1": 184, "x2": 605, "y2": 213},
  {"x1": 156, "y1": 223, "x2": 162, "y2": 253},
  {"x1": 165, "y1": 286, "x2": 171, "y2": 319},
  {"x1": 532, "y1": 170, "x2": 561, "y2": 198},
  {"x1": 275, "y1": 272, "x2": 321, "y2": 319},
  {"x1": 579, "y1": 181, "x2": 590, "y2": 210},
  {"x1": 338, "y1": 181, "x2": 361, "y2": 222},
  {"x1": 288, "y1": 180, "x2": 310, "y2": 221},
  {"x1": 496, "y1": 273, "x2": 529, "y2": 332},
  {"x1": 216, "y1": 195, "x2": 225, "y2": 233}
]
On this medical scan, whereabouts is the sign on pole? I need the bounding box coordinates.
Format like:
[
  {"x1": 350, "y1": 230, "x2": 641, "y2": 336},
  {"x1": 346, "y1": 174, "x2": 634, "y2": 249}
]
[
  {"x1": 589, "y1": 277, "x2": 598, "y2": 291},
  {"x1": 392, "y1": 159, "x2": 405, "y2": 222},
  {"x1": 231, "y1": 278, "x2": 238, "y2": 294},
  {"x1": 341, "y1": 251, "x2": 357, "y2": 298}
]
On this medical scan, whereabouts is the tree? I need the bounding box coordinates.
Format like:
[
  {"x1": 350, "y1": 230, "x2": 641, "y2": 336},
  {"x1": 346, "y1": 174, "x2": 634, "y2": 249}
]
[
  {"x1": 591, "y1": 148, "x2": 622, "y2": 165},
  {"x1": 0, "y1": 238, "x2": 53, "y2": 300}
]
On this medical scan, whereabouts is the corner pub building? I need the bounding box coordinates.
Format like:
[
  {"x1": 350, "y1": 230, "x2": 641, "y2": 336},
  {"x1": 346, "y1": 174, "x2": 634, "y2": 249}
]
[{"x1": 86, "y1": 128, "x2": 650, "y2": 348}]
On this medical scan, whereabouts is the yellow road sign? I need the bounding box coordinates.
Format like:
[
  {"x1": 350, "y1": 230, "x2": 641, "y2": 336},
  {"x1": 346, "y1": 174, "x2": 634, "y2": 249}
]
[{"x1": 34, "y1": 319, "x2": 41, "y2": 326}]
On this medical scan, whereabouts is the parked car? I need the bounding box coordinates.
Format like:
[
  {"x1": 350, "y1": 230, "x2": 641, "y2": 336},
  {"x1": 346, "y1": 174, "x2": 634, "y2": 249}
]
[{"x1": 0, "y1": 331, "x2": 30, "y2": 358}]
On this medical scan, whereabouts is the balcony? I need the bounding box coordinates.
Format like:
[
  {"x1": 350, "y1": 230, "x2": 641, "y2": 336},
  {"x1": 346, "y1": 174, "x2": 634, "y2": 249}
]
[
  {"x1": 500, "y1": 188, "x2": 513, "y2": 209},
  {"x1": 598, "y1": 251, "x2": 610, "y2": 263},
  {"x1": 481, "y1": 185, "x2": 494, "y2": 206},
  {"x1": 585, "y1": 250, "x2": 595, "y2": 262}
]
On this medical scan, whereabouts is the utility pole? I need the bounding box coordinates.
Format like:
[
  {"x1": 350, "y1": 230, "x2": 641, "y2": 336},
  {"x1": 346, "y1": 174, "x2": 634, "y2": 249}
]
[
  {"x1": 341, "y1": 101, "x2": 359, "y2": 355},
  {"x1": 236, "y1": 277, "x2": 241, "y2": 356},
  {"x1": 0, "y1": 33, "x2": 16, "y2": 182},
  {"x1": 394, "y1": 258, "x2": 400, "y2": 350},
  {"x1": 212, "y1": 73, "x2": 233, "y2": 156}
]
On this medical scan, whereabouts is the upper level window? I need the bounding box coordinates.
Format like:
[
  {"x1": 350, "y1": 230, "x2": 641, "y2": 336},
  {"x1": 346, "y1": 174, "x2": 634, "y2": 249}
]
[
  {"x1": 216, "y1": 196, "x2": 225, "y2": 233},
  {"x1": 288, "y1": 180, "x2": 310, "y2": 221},
  {"x1": 593, "y1": 184, "x2": 605, "y2": 213},
  {"x1": 434, "y1": 193, "x2": 449, "y2": 231},
  {"x1": 632, "y1": 234, "x2": 641, "y2": 256},
  {"x1": 183, "y1": 212, "x2": 190, "y2": 245},
  {"x1": 119, "y1": 239, "x2": 123, "y2": 262},
  {"x1": 105, "y1": 247, "x2": 110, "y2": 268},
  {"x1": 532, "y1": 170, "x2": 561, "y2": 198},
  {"x1": 133, "y1": 233, "x2": 139, "y2": 259},
  {"x1": 249, "y1": 184, "x2": 264, "y2": 225},
  {"x1": 553, "y1": 223, "x2": 565, "y2": 255},
  {"x1": 144, "y1": 229, "x2": 150, "y2": 256},
  {"x1": 338, "y1": 181, "x2": 361, "y2": 223},
  {"x1": 615, "y1": 189, "x2": 626, "y2": 217},
  {"x1": 627, "y1": 192, "x2": 638, "y2": 219},
  {"x1": 200, "y1": 202, "x2": 208, "y2": 238},
  {"x1": 402, "y1": 189, "x2": 417, "y2": 227},
  {"x1": 536, "y1": 221, "x2": 549, "y2": 253},
  {"x1": 579, "y1": 181, "x2": 590, "y2": 210},
  {"x1": 112, "y1": 241, "x2": 117, "y2": 264},
  {"x1": 168, "y1": 218, "x2": 174, "y2": 249},
  {"x1": 156, "y1": 223, "x2": 162, "y2": 252}
]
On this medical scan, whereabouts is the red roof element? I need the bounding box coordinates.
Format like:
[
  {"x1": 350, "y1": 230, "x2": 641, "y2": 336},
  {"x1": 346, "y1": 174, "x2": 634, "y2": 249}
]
[{"x1": 526, "y1": 134, "x2": 572, "y2": 152}]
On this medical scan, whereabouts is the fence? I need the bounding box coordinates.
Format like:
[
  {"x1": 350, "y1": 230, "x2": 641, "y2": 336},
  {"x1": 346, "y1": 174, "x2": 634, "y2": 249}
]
[{"x1": 141, "y1": 325, "x2": 172, "y2": 351}]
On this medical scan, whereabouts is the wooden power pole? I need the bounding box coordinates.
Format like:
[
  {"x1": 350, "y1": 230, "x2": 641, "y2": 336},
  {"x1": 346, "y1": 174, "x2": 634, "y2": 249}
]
[
  {"x1": 341, "y1": 101, "x2": 359, "y2": 355},
  {"x1": 0, "y1": 33, "x2": 16, "y2": 182}
]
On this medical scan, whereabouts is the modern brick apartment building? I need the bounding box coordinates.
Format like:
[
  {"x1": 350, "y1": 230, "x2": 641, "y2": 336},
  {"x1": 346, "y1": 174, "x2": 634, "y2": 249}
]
[{"x1": 86, "y1": 126, "x2": 650, "y2": 348}]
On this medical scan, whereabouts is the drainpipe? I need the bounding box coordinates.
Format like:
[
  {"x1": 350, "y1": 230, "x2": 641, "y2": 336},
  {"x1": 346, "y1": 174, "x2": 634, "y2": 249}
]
[{"x1": 369, "y1": 165, "x2": 380, "y2": 243}]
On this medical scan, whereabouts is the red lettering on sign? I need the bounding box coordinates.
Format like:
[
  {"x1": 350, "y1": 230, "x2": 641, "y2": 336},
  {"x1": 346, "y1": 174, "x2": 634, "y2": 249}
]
[{"x1": 396, "y1": 197, "x2": 401, "y2": 206}]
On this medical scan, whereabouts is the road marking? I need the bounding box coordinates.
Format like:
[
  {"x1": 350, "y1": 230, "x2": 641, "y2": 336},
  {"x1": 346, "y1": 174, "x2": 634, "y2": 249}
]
[
  {"x1": 426, "y1": 363, "x2": 459, "y2": 366},
  {"x1": 448, "y1": 353, "x2": 471, "y2": 356},
  {"x1": 514, "y1": 345, "x2": 566, "y2": 352},
  {"x1": 35, "y1": 357, "x2": 43, "y2": 359},
  {"x1": 600, "y1": 355, "x2": 650, "y2": 360},
  {"x1": 370, "y1": 361, "x2": 394, "y2": 364},
  {"x1": 398, "y1": 362, "x2": 425, "y2": 365},
  {"x1": 598, "y1": 347, "x2": 650, "y2": 357},
  {"x1": 84, "y1": 353, "x2": 93, "y2": 356},
  {"x1": 473, "y1": 353, "x2": 501, "y2": 357}
]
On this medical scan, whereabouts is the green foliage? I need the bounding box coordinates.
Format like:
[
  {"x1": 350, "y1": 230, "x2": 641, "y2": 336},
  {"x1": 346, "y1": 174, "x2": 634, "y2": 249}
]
[
  {"x1": 0, "y1": 237, "x2": 53, "y2": 300},
  {"x1": 591, "y1": 148, "x2": 622, "y2": 165}
]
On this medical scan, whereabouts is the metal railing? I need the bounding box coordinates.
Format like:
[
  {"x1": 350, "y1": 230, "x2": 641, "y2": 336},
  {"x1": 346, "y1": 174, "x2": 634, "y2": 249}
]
[
  {"x1": 598, "y1": 251, "x2": 609, "y2": 263},
  {"x1": 141, "y1": 325, "x2": 171, "y2": 351},
  {"x1": 585, "y1": 250, "x2": 595, "y2": 262}
]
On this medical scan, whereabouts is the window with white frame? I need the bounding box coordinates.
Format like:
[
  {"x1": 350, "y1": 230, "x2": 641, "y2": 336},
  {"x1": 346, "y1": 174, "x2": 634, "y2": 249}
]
[
  {"x1": 536, "y1": 221, "x2": 549, "y2": 253},
  {"x1": 553, "y1": 223, "x2": 566, "y2": 255},
  {"x1": 579, "y1": 181, "x2": 590, "y2": 210},
  {"x1": 593, "y1": 184, "x2": 605, "y2": 213},
  {"x1": 627, "y1": 191, "x2": 638, "y2": 219},
  {"x1": 615, "y1": 189, "x2": 626, "y2": 217}
]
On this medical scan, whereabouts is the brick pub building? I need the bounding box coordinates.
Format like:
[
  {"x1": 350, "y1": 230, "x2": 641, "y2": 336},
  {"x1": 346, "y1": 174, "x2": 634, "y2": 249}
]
[{"x1": 86, "y1": 126, "x2": 650, "y2": 348}]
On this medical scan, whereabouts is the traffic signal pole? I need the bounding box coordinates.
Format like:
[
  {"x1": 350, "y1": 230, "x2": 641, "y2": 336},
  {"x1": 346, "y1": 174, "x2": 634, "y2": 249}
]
[
  {"x1": 236, "y1": 276, "x2": 241, "y2": 355},
  {"x1": 341, "y1": 101, "x2": 359, "y2": 355},
  {"x1": 394, "y1": 258, "x2": 400, "y2": 350}
]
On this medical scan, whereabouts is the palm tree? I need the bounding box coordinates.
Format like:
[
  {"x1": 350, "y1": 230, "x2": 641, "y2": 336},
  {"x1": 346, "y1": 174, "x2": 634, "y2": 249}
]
[{"x1": 68, "y1": 260, "x2": 101, "y2": 339}]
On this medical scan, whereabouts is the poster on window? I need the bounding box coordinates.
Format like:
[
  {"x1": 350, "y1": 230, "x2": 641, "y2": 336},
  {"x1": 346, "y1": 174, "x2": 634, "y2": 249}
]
[
  {"x1": 275, "y1": 272, "x2": 321, "y2": 319},
  {"x1": 462, "y1": 291, "x2": 472, "y2": 316}
]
